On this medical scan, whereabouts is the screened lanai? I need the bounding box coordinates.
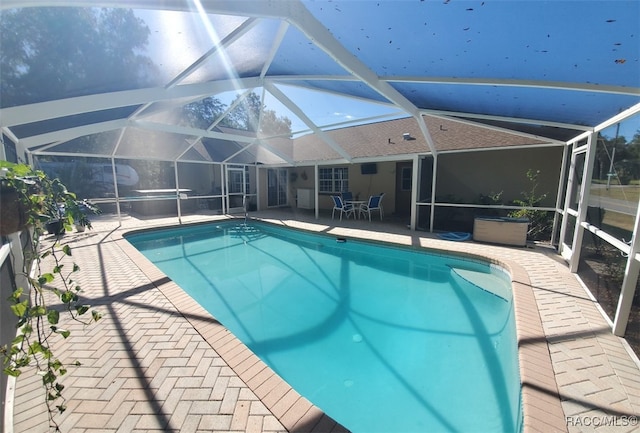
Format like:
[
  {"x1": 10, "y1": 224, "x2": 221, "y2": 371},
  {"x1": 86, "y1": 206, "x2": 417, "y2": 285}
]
[{"x1": 1, "y1": 0, "x2": 640, "y2": 365}]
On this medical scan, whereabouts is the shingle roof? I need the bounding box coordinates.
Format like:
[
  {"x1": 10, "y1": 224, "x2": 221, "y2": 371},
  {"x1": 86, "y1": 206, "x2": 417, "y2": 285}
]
[{"x1": 289, "y1": 115, "x2": 552, "y2": 164}]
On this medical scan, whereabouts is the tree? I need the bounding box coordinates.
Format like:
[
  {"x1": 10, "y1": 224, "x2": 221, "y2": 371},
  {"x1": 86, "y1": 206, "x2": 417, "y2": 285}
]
[
  {"x1": 261, "y1": 108, "x2": 293, "y2": 137},
  {"x1": 226, "y1": 92, "x2": 262, "y2": 132},
  {"x1": 0, "y1": 7, "x2": 154, "y2": 107},
  {"x1": 596, "y1": 129, "x2": 640, "y2": 185},
  {"x1": 182, "y1": 97, "x2": 227, "y2": 129},
  {"x1": 225, "y1": 92, "x2": 292, "y2": 137},
  {"x1": 183, "y1": 92, "x2": 292, "y2": 137}
]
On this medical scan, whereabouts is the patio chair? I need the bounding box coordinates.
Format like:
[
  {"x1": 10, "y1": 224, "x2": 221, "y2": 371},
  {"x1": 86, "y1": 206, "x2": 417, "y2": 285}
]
[
  {"x1": 360, "y1": 194, "x2": 384, "y2": 221},
  {"x1": 341, "y1": 191, "x2": 353, "y2": 202},
  {"x1": 331, "y1": 195, "x2": 354, "y2": 220}
]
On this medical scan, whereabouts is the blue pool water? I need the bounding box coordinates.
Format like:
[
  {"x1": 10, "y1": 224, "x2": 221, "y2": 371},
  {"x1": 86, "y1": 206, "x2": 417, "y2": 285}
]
[{"x1": 127, "y1": 221, "x2": 522, "y2": 433}]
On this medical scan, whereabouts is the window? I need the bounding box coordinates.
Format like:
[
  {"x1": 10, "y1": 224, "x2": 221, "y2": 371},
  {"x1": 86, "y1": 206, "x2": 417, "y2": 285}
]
[{"x1": 319, "y1": 167, "x2": 349, "y2": 193}]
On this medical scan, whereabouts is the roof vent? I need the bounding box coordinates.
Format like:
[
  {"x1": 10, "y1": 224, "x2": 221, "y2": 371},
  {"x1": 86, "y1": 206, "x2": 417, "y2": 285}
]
[{"x1": 402, "y1": 133, "x2": 413, "y2": 140}]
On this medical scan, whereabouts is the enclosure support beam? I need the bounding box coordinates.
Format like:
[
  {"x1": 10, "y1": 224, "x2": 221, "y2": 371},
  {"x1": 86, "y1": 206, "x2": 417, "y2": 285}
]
[
  {"x1": 255, "y1": 164, "x2": 261, "y2": 213},
  {"x1": 314, "y1": 164, "x2": 320, "y2": 220},
  {"x1": 111, "y1": 158, "x2": 122, "y2": 225},
  {"x1": 559, "y1": 141, "x2": 578, "y2": 259},
  {"x1": 409, "y1": 155, "x2": 419, "y2": 231},
  {"x1": 221, "y1": 164, "x2": 227, "y2": 215},
  {"x1": 552, "y1": 144, "x2": 570, "y2": 246},
  {"x1": 174, "y1": 162, "x2": 182, "y2": 224},
  {"x1": 613, "y1": 202, "x2": 640, "y2": 336},
  {"x1": 569, "y1": 132, "x2": 597, "y2": 272},
  {"x1": 430, "y1": 154, "x2": 438, "y2": 233}
]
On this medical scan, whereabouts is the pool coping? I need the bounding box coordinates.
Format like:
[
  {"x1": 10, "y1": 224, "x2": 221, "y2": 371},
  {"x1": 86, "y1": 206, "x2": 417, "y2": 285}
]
[{"x1": 112, "y1": 218, "x2": 567, "y2": 433}]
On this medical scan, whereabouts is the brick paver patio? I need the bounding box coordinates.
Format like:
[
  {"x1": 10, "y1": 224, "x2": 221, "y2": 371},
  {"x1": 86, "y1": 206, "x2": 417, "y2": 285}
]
[{"x1": 11, "y1": 211, "x2": 640, "y2": 432}]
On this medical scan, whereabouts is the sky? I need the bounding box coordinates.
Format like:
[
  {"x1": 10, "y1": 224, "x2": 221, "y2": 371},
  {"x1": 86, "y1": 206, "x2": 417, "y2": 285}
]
[
  {"x1": 135, "y1": 3, "x2": 639, "y2": 143},
  {"x1": 601, "y1": 115, "x2": 640, "y2": 142}
]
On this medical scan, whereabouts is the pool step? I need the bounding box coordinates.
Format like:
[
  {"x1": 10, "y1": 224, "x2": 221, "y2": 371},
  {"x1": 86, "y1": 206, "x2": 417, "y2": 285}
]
[{"x1": 450, "y1": 267, "x2": 511, "y2": 302}]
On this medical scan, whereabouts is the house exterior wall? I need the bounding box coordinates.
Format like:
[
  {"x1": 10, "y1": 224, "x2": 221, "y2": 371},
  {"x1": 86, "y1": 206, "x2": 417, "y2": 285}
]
[
  {"x1": 257, "y1": 147, "x2": 562, "y2": 216},
  {"x1": 259, "y1": 162, "x2": 400, "y2": 214},
  {"x1": 346, "y1": 162, "x2": 398, "y2": 213},
  {"x1": 436, "y1": 147, "x2": 563, "y2": 206},
  {"x1": 310, "y1": 162, "x2": 395, "y2": 214}
]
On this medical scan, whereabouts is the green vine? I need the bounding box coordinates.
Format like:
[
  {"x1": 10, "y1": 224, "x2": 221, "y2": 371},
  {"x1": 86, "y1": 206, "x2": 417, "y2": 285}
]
[{"x1": 0, "y1": 163, "x2": 101, "y2": 432}]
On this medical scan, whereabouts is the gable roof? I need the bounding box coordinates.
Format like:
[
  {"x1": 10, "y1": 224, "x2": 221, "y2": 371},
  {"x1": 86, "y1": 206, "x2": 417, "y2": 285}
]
[{"x1": 289, "y1": 115, "x2": 553, "y2": 164}]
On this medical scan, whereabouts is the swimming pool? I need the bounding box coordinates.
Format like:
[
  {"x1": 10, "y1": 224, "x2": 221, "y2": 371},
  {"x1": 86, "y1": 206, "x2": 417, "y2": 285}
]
[{"x1": 126, "y1": 221, "x2": 522, "y2": 433}]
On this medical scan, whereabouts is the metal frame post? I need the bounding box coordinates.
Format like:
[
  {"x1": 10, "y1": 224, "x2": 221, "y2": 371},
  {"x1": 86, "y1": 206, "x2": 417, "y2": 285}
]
[
  {"x1": 569, "y1": 132, "x2": 598, "y2": 272},
  {"x1": 613, "y1": 201, "x2": 640, "y2": 336}
]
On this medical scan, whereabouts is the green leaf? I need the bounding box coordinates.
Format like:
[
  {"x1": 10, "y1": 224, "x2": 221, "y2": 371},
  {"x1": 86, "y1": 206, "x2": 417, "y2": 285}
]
[
  {"x1": 47, "y1": 310, "x2": 60, "y2": 325},
  {"x1": 38, "y1": 273, "x2": 55, "y2": 285},
  {"x1": 3, "y1": 368, "x2": 21, "y2": 378},
  {"x1": 60, "y1": 291, "x2": 77, "y2": 304},
  {"x1": 62, "y1": 245, "x2": 72, "y2": 256},
  {"x1": 92, "y1": 310, "x2": 102, "y2": 322},
  {"x1": 28, "y1": 341, "x2": 43, "y2": 355},
  {"x1": 10, "y1": 301, "x2": 28, "y2": 318},
  {"x1": 29, "y1": 305, "x2": 47, "y2": 317},
  {"x1": 42, "y1": 348, "x2": 52, "y2": 360},
  {"x1": 8, "y1": 287, "x2": 24, "y2": 301},
  {"x1": 42, "y1": 371, "x2": 56, "y2": 385},
  {"x1": 14, "y1": 356, "x2": 30, "y2": 368},
  {"x1": 76, "y1": 305, "x2": 89, "y2": 315}
]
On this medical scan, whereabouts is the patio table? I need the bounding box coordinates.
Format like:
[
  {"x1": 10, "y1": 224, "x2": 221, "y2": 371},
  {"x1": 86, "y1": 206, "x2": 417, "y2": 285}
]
[{"x1": 346, "y1": 200, "x2": 366, "y2": 219}]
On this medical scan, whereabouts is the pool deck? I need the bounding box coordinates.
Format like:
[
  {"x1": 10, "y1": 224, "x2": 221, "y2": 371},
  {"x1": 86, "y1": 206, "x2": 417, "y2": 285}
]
[{"x1": 11, "y1": 210, "x2": 640, "y2": 433}]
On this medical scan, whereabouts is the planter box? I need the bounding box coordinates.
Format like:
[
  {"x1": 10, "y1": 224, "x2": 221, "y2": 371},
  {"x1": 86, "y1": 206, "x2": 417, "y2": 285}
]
[{"x1": 473, "y1": 217, "x2": 529, "y2": 247}]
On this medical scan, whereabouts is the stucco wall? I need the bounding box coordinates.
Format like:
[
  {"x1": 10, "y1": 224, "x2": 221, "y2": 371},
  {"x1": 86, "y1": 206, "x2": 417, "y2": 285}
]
[
  {"x1": 435, "y1": 147, "x2": 563, "y2": 206},
  {"x1": 267, "y1": 162, "x2": 399, "y2": 214},
  {"x1": 257, "y1": 147, "x2": 563, "y2": 214}
]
